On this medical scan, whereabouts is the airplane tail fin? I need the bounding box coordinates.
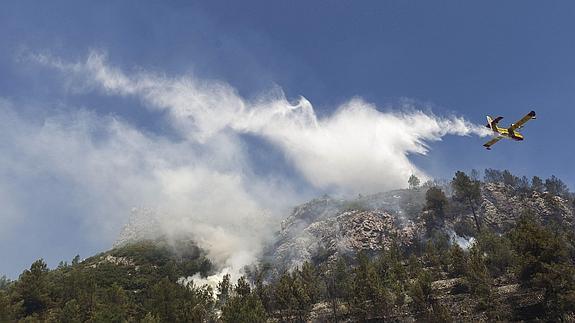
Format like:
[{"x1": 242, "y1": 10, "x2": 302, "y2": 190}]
[
  {"x1": 486, "y1": 116, "x2": 493, "y2": 129},
  {"x1": 486, "y1": 116, "x2": 503, "y2": 130}
]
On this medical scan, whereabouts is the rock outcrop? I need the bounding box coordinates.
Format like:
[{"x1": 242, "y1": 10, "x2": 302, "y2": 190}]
[
  {"x1": 481, "y1": 182, "x2": 573, "y2": 231},
  {"x1": 268, "y1": 183, "x2": 573, "y2": 272},
  {"x1": 268, "y1": 191, "x2": 423, "y2": 271}
]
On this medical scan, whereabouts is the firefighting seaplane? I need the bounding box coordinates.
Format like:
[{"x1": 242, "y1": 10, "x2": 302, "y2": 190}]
[{"x1": 483, "y1": 111, "x2": 536, "y2": 150}]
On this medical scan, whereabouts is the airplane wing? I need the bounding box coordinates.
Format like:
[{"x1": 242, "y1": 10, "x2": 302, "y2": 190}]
[
  {"x1": 509, "y1": 110, "x2": 536, "y2": 131},
  {"x1": 492, "y1": 116, "x2": 504, "y2": 124},
  {"x1": 483, "y1": 136, "x2": 503, "y2": 150}
]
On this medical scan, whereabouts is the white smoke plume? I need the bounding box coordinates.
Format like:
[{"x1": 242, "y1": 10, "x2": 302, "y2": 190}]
[
  {"x1": 6, "y1": 51, "x2": 492, "y2": 282},
  {"x1": 33, "y1": 51, "x2": 491, "y2": 193}
]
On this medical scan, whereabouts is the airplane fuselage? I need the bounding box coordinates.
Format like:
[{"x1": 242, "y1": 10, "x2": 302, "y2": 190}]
[{"x1": 491, "y1": 126, "x2": 524, "y2": 141}]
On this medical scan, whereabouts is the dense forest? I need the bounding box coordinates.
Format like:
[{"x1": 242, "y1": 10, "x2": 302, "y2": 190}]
[{"x1": 1, "y1": 169, "x2": 574, "y2": 322}]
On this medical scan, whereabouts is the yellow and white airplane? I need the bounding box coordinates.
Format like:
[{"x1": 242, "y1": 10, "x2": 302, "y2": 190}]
[{"x1": 483, "y1": 110, "x2": 536, "y2": 150}]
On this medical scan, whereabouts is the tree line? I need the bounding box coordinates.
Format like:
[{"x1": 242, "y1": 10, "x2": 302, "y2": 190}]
[{"x1": 1, "y1": 169, "x2": 574, "y2": 322}]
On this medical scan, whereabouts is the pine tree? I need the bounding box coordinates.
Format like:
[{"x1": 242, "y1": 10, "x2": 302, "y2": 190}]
[
  {"x1": 424, "y1": 187, "x2": 448, "y2": 233},
  {"x1": 0, "y1": 290, "x2": 11, "y2": 322},
  {"x1": 534, "y1": 262, "x2": 575, "y2": 321},
  {"x1": 452, "y1": 171, "x2": 482, "y2": 231},
  {"x1": 221, "y1": 277, "x2": 267, "y2": 323},
  {"x1": 273, "y1": 270, "x2": 314, "y2": 321},
  {"x1": 273, "y1": 272, "x2": 294, "y2": 320},
  {"x1": 423, "y1": 240, "x2": 441, "y2": 272},
  {"x1": 324, "y1": 260, "x2": 342, "y2": 322},
  {"x1": 378, "y1": 243, "x2": 407, "y2": 306},
  {"x1": 217, "y1": 273, "x2": 231, "y2": 306},
  {"x1": 67, "y1": 268, "x2": 96, "y2": 319},
  {"x1": 299, "y1": 262, "x2": 320, "y2": 305},
  {"x1": 291, "y1": 269, "x2": 313, "y2": 321},
  {"x1": 477, "y1": 230, "x2": 514, "y2": 277},
  {"x1": 466, "y1": 243, "x2": 507, "y2": 319},
  {"x1": 334, "y1": 257, "x2": 352, "y2": 303},
  {"x1": 545, "y1": 175, "x2": 569, "y2": 197},
  {"x1": 510, "y1": 215, "x2": 569, "y2": 286},
  {"x1": 408, "y1": 174, "x2": 421, "y2": 189},
  {"x1": 235, "y1": 276, "x2": 251, "y2": 298},
  {"x1": 251, "y1": 264, "x2": 273, "y2": 314},
  {"x1": 531, "y1": 176, "x2": 544, "y2": 193},
  {"x1": 484, "y1": 169, "x2": 503, "y2": 183},
  {"x1": 407, "y1": 254, "x2": 422, "y2": 279},
  {"x1": 351, "y1": 252, "x2": 391, "y2": 320},
  {"x1": 71, "y1": 255, "x2": 81, "y2": 266},
  {"x1": 448, "y1": 244, "x2": 467, "y2": 278},
  {"x1": 177, "y1": 284, "x2": 214, "y2": 322},
  {"x1": 324, "y1": 257, "x2": 352, "y2": 321},
  {"x1": 59, "y1": 299, "x2": 82, "y2": 323},
  {"x1": 91, "y1": 283, "x2": 130, "y2": 322},
  {"x1": 0, "y1": 275, "x2": 10, "y2": 291},
  {"x1": 12, "y1": 259, "x2": 51, "y2": 317},
  {"x1": 409, "y1": 270, "x2": 433, "y2": 319},
  {"x1": 147, "y1": 278, "x2": 178, "y2": 322},
  {"x1": 221, "y1": 293, "x2": 267, "y2": 323},
  {"x1": 466, "y1": 245, "x2": 492, "y2": 302},
  {"x1": 502, "y1": 170, "x2": 518, "y2": 187},
  {"x1": 516, "y1": 176, "x2": 530, "y2": 193}
]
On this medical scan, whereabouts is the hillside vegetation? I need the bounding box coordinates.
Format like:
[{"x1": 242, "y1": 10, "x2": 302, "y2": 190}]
[{"x1": 1, "y1": 169, "x2": 574, "y2": 322}]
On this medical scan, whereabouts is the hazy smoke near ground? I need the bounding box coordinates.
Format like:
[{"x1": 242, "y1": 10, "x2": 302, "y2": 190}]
[{"x1": 3, "y1": 51, "x2": 492, "y2": 282}]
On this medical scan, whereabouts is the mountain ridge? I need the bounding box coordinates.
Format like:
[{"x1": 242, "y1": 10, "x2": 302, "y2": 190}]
[{"x1": 2, "y1": 170, "x2": 574, "y2": 321}]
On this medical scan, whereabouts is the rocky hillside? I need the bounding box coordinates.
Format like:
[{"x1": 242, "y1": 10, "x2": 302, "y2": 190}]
[
  {"x1": 267, "y1": 192, "x2": 423, "y2": 272},
  {"x1": 262, "y1": 178, "x2": 575, "y2": 322},
  {"x1": 2, "y1": 171, "x2": 574, "y2": 322},
  {"x1": 268, "y1": 181, "x2": 574, "y2": 273},
  {"x1": 114, "y1": 180, "x2": 574, "y2": 276},
  {"x1": 480, "y1": 182, "x2": 574, "y2": 231}
]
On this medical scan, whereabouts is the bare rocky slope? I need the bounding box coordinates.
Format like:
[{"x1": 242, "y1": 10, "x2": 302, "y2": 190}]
[
  {"x1": 480, "y1": 182, "x2": 573, "y2": 231},
  {"x1": 264, "y1": 182, "x2": 574, "y2": 321},
  {"x1": 268, "y1": 182, "x2": 573, "y2": 273},
  {"x1": 110, "y1": 181, "x2": 574, "y2": 321},
  {"x1": 266, "y1": 191, "x2": 424, "y2": 273},
  {"x1": 116, "y1": 182, "x2": 573, "y2": 272}
]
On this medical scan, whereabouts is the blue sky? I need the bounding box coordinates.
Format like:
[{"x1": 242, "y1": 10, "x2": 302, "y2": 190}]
[{"x1": 1, "y1": 1, "x2": 574, "y2": 278}]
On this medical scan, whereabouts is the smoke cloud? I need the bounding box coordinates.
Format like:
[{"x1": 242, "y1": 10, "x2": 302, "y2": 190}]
[
  {"x1": 34, "y1": 51, "x2": 491, "y2": 192},
  {"x1": 3, "y1": 51, "x2": 491, "y2": 280}
]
